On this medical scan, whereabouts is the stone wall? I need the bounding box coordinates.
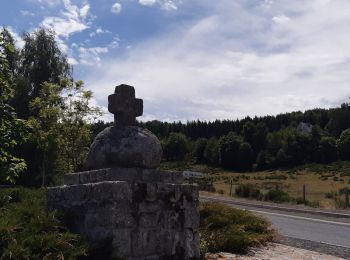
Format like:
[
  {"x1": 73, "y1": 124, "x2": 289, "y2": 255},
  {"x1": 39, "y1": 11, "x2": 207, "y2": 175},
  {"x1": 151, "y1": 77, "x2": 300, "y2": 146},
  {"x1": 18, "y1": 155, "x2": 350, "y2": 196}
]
[{"x1": 47, "y1": 168, "x2": 200, "y2": 259}]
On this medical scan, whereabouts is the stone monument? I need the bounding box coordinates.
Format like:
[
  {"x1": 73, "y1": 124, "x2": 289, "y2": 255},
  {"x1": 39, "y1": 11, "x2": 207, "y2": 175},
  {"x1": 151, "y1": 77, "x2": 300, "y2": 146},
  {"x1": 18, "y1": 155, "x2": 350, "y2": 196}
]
[{"x1": 47, "y1": 84, "x2": 200, "y2": 259}]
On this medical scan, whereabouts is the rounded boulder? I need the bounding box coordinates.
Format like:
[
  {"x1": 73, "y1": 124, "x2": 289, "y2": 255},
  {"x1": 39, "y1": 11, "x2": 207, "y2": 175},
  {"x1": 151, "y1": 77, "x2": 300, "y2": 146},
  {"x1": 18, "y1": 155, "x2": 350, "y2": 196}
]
[{"x1": 85, "y1": 126, "x2": 162, "y2": 169}]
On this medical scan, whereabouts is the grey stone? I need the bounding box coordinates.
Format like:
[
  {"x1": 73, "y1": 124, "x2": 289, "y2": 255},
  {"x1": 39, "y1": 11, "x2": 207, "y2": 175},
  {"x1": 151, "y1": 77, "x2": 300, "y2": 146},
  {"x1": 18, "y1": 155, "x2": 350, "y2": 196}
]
[
  {"x1": 85, "y1": 126, "x2": 162, "y2": 169},
  {"x1": 112, "y1": 229, "x2": 132, "y2": 257},
  {"x1": 47, "y1": 85, "x2": 199, "y2": 259},
  {"x1": 108, "y1": 84, "x2": 143, "y2": 127},
  {"x1": 64, "y1": 173, "x2": 79, "y2": 186},
  {"x1": 131, "y1": 229, "x2": 161, "y2": 256}
]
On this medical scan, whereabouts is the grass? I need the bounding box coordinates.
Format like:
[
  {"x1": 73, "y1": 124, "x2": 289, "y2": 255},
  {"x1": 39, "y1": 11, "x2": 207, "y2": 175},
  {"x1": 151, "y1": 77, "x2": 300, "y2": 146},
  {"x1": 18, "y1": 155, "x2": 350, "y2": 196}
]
[
  {"x1": 174, "y1": 161, "x2": 350, "y2": 209},
  {"x1": 0, "y1": 188, "x2": 88, "y2": 259},
  {"x1": 200, "y1": 202, "x2": 276, "y2": 255},
  {"x1": 215, "y1": 169, "x2": 349, "y2": 209}
]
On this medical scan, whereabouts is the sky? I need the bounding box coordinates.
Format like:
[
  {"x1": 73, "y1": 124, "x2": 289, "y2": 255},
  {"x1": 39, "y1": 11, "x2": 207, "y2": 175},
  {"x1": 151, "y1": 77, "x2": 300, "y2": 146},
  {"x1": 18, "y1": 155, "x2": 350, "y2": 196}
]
[{"x1": 2, "y1": 0, "x2": 350, "y2": 122}]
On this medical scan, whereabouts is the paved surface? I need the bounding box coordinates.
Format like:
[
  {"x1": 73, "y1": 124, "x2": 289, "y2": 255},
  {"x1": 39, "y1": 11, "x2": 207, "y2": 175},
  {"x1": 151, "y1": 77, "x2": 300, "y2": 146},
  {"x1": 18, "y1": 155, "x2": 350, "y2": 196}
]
[
  {"x1": 259, "y1": 210, "x2": 350, "y2": 248},
  {"x1": 201, "y1": 194, "x2": 350, "y2": 258},
  {"x1": 206, "y1": 243, "x2": 344, "y2": 260}
]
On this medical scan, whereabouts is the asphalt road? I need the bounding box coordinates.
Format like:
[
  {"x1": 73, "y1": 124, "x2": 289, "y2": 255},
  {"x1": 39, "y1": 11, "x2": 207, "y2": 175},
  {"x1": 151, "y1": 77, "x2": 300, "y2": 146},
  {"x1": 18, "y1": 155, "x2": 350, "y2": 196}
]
[
  {"x1": 200, "y1": 195, "x2": 350, "y2": 249},
  {"x1": 254, "y1": 209, "x2": 350, "y2": 248}
]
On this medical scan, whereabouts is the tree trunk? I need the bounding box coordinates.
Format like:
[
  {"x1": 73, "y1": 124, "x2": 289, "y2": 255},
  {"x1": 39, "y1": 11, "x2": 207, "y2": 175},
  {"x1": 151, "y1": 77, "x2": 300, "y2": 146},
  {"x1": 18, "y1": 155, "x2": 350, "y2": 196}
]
[{"x1": 41, "y1": 151, "x2": 46, "y2": 187}]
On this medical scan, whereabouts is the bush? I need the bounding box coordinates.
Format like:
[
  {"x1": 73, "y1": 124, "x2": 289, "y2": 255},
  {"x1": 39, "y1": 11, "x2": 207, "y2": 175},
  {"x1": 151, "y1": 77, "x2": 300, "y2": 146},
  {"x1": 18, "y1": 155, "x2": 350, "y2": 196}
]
[
  {"x1": 0, "y1": 188, "x2": 88, "y2": 258},
  {"x1": 317, "y1": 137, "x2": 338, "y2": 163},
  {"x1": 264, "y1": 174, "x2": 288, "y2": 180},
  {"x1": 235, "y1": 184, "x2": 262, "y2": 200},
  {"x1": 162, "y1": 132, "x2": 189, "y2": 161},
  {"x1": 200, "y1": 202, "x2": 275, "y2": 254},
  {"x1": 264, "y1": 189, "x2": 291, "y2": 203},
  {"x1": 337, "y1": 129, "x2": 350, "y2": 160}
]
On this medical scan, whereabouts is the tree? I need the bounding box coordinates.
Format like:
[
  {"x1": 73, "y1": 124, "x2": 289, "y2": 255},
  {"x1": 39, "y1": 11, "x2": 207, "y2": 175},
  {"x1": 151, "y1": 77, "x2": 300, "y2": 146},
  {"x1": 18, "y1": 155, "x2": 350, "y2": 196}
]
[
  {"x1": 0, "y1": 31, "x2": 28, "y2": 183},
  {"x1": 337, "y1": 128, "x2": 350, "y2": 160},
  {"x1": 203, "y1": 138, "x2": 220, "y2": 166},
  {"x1": 0, "y1": 28, "x2": 19, "y2": 75},
  {"x1": 28, "y1": 82, "x2": 61, "y2": 187},
  {"x1": 237, "y1": 142, "x2": 254, "y2": 171},
  {"x1": 57, "y1": 80, "x2": 102, "y2": 173},
  {"x1": 219, "y1": 132, "x2": 243, "y2": 169},
  {"x1": 317, "y1": 136, "x2": 338, "y2": 163},
  {"x1": 8, "y1": 28, "x2": 72, "y2": 186},
  {"x1": 193, "y1": 138, "x2": 208, "y2": 163},
  {"x1": 326, "y1": 102, "x2": 350, "y2": 137},
  {"x1": 14, "y1": 28, "x2": 72, "y2": 119},
  {"x1": 162, "y1": 133, "x2": 189, "y2": 161}
]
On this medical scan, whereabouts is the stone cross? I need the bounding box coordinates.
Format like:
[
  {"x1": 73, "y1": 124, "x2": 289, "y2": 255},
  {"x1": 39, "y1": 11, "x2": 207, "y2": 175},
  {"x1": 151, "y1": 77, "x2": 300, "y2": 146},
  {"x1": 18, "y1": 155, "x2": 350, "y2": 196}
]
[{"x1": 108, "y1": 84, "x2": 143, "y2": 126}]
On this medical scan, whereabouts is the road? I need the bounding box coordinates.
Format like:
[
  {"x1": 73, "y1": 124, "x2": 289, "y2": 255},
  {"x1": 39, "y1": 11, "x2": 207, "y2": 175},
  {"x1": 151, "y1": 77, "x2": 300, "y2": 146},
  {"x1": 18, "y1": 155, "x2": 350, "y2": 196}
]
[{"x1": 200, "y1": 194, "x2": 350, "y2": 257}]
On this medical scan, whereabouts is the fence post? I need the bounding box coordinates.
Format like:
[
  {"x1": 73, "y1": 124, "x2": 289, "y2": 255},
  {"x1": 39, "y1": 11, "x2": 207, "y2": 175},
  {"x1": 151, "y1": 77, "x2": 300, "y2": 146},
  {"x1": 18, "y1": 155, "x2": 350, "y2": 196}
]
[
  {"x1": 229, "y1": 179, "x2": 233, "y2": 196},
  {"x1": 303, "y1": 184, "x2": 306, "y2": 203},
  {"x1": 345, "y1": 188, "x2": 349, "y2": 209}
]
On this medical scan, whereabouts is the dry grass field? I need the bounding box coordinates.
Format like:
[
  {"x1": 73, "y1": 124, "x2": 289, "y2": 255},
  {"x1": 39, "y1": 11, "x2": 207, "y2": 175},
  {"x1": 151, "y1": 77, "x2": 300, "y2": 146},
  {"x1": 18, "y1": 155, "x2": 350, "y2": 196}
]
[{"x1": 176, "y1": 161, "x2": 350, "y2": 209}]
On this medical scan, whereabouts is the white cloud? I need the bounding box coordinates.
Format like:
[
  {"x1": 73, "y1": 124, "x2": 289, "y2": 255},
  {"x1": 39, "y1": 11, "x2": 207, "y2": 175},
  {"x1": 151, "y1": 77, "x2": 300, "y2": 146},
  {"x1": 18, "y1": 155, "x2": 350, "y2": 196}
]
[
  {"x1": 137, "y1": 0, "x2": 179, "y2": 11},
  {"x1": 109, "y1": 36, "x2": 120, "y2": 49},
  {"x1": 111, "y1": 3, "x2": 122, "y2": 14},
  {"x1": 272, "y1": 14, "x2": 290, "y2": 24},
  {"x1": 7, "y1": 27, "x2": 25, "y2": 49},
  {"x1": 90, "y1": 27, "x2": 111, "y2": 37},
  {"x1": 20, "y1": 10, "x2": 35, "y2": 17},
  {"x1": 83, "y1": 0, "x2": 350, "y2": 121},
  {"x1": 138, "y1": 0, "x2": 156, "y2": 6},
  {"x1": 42, "y1": 17, "x2": 88, "y2": 38},
  {"x1": 162, "y1": 0, "x2": 177, "y2": 11},
  {"x1": 37, "y1": 0, "x2": 61, "y2": 7},
  {"x1": 68, "y1": 57, "x2": 78, "y2": 65},
  {"x1": 80, "y1": 4, "x2": 90, "y2": 18},
  {"x1": 79, "y1": 47, "x2": 108, "y2": 66},
  {"x1": 41, "y1": 0, "x2": 91, "y2": 38}
]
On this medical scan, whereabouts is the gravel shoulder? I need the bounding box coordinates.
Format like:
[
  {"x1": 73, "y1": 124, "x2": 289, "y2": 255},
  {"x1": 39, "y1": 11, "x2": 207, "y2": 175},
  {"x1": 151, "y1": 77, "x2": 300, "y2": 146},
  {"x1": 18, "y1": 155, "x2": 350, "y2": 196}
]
[{"x1": 205, "y1": 243, "x2": 346, "y2": 260}]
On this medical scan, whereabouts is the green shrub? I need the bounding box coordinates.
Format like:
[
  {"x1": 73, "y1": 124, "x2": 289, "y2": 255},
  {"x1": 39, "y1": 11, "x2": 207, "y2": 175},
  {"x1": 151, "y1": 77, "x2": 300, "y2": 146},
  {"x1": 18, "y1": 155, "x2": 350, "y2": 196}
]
[
  {"x1": 294, "y1": 197, "x2": 320, "y2": 207},
  {"x1": 264, "y1": 189, "x2": 291, "y2": 203},
  {"x1": 264, "y1": 174, "x2": 288, "y2": 180},
  {"x1": 200, "y1": 202, "x2": 275, "y2": 254},
  {"x1": 0, "y1": 188, "x2": 88, "y2": 259},
  {"x1": 235, "y1": 184, "x2": 262, "y2": 200},
  {"x1": 337, "y1": 129, "x2": 350, "y2": 160}
]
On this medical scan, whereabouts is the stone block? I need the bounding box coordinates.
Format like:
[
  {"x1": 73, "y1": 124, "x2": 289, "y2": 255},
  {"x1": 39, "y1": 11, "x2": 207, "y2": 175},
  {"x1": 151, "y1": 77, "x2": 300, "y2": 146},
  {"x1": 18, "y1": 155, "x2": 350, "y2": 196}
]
[
  {"x1": 158, "y1": 170, "x2": 172, "y2": 183},
  {"x1": 79, "y1": 171, "x2": 92, "y2": 184},
  {"x1": 89, "y1": 169, "x2": 107, "y2": 183},
  {"x1": 145, "y1": 183, "x2": 157, "y2": 202},
  {"x1": 139, "y1": 212, "x2": 160, "y2": 228},
  {"x1": 160, "y1": 211, "x2": 181, "y2": 230},
  {"x1": 47, "y1": 173, "x2": 200, "y2": 259},
  {"x1": 112, "y1": 229, "x2": 132, "y2": 258},
  {"x1": 64, "y1": 173, "x2": 79, "y2": 185},
  {"x1": 106, "y1": 167, "x2": 140, "y2": 182},
  {"x1": 141, "y1": 169, "x2": 158, "y2": 183},
  {"x1": 172, "y1": 171, "x2": 183, "y2": 184},
  {"x1": 185, "y1": 229, "x2": 200, "y2": 258},
  {"x1": 184, "y1": 202, "x2": 200, "y2": 229},
  {"x1": 62, "y1": 184, "x2": 89, "y2": 205},
  {"x1": 131, "y1": 229, "x2": 161, "y2": 256}
]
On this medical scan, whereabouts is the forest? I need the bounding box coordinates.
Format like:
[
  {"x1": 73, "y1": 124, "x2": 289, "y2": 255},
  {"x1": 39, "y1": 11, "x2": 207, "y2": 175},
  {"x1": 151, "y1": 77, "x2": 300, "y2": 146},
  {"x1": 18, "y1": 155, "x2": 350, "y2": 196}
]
[
  {"x1": 1, "y1": 27, "x2": 350, "y2": 188},
  {"x1": 95, "y1": 103, "x2": 350, "y2": 172}
]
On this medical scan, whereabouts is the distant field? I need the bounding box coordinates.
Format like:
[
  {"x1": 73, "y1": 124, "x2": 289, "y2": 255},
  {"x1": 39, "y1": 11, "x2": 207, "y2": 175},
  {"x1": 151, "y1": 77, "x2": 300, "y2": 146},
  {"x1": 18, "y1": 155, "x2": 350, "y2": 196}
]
[
  {"x1": 211, "y1": 162, "x2": 350, "y2": 209},
  {"x1": 161, "y1": 161, "x2": 350, "y2": 209}
]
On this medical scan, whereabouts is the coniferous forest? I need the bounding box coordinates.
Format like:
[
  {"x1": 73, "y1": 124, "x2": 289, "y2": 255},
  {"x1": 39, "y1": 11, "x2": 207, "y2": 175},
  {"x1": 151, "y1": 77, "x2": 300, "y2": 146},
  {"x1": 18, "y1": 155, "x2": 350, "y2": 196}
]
[{"x1": 91, "y1": 102, "x2": 350, "y2": 172}]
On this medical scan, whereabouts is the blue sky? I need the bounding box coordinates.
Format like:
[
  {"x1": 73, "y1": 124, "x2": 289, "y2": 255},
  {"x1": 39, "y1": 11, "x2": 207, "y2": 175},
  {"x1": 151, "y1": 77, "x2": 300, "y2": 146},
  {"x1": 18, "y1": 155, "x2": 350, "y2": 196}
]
[{"x1": 2, "y1": 0, "x2": 350, "y2": 122}]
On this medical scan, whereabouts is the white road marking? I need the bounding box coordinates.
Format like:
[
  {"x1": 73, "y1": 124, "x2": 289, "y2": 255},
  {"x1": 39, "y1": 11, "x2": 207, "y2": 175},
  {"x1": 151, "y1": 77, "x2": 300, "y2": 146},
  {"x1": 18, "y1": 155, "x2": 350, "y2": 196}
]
[
  {"x1": 251, "y1": 209, "x2": 350, "y2": 227},
  {"x1": 201, "y1": 196, "x2": 350, "y2": 227}
]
